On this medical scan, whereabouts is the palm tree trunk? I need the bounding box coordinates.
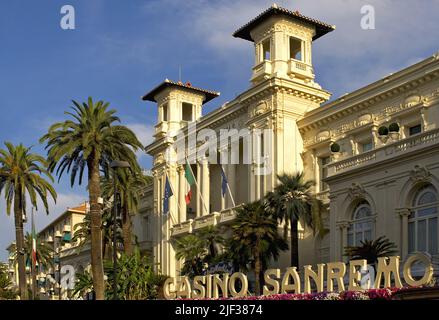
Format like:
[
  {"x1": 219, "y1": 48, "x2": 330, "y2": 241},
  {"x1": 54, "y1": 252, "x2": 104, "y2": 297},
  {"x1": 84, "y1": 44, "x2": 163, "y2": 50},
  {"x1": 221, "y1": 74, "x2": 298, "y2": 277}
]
[
  {"x1": 254, "y1": 245, "x2": 261, "y2": 296},
  {"x1": 13, "y1": 186, "x2": 27, "y2": 300},
  {"x1": 290, "y1": 219, "x2": 299, "y2": 268},
  {"x1": 122, "y1": 201, "x2": 133, "y2": 255},
  {"x1": 88, "y1": 155, "x2": 105, "y2": 300}
]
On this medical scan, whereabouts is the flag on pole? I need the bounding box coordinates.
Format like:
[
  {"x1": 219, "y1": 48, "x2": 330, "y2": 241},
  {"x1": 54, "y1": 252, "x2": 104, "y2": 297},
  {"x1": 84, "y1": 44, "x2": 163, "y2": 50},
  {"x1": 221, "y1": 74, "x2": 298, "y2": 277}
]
[
  {"x1": 163, "y1": 175, "x2": 173, "y2": 215},
  {"x1": 184, "y1": 163, "x2": 196, "y2": 205},
  {"x1": 31, "y1": 209, "x2": 37, "y2": 267},
  {"x1": 220, "y1": 166, "x2": 228, "y2": 198}
]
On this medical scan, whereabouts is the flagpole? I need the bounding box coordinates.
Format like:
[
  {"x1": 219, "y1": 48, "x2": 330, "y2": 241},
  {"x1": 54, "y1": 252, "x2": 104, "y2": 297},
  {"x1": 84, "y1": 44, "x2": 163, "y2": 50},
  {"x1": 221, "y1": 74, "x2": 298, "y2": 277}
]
[
  {"x1": 31, "y1": 207, "x2": 37, "y2": 300},
  {"x1": 221, "y1": 165, "x2": 236, "y2": 207},
  {"x1": 186, "y1": 158, "x2": 209, "y2": 215},
  {"x1": 167, "y1": 176, "x2": 181, "y2": 225}
]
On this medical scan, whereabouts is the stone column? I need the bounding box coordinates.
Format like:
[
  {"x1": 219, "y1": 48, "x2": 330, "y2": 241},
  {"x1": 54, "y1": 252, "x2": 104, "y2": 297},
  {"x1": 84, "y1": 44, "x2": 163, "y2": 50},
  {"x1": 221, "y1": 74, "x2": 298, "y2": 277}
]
[
  {"x1": 196, "y1": 161, "x2": 201, "y2": 218},
  {"x1": 201, "y1": 157, "x2": 210, "y2": 216},
  {"x1": 398, "y1": 208, "x2": 411, "y2": 259},
  {"x1": 227, "y1": 162, "x2": 236, "y2": 208},
  {"x1": 337, "y1": 221, "x2": 350, "y2": 261},
  {"x1": 178, "y1": 166, "x2": 186, "y2": 223}
]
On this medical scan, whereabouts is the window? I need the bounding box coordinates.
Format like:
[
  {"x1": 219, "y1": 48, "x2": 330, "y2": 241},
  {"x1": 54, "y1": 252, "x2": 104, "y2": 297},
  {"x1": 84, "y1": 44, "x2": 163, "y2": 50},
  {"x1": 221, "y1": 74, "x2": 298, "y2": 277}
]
[
  {"x1": 162, "y1": 103, "x2": 168, "y2": 122},
  {"x1": 320, "y1": 156, "x2": 330, "y2": 191},
  {"x1": 408, "y1": 185, "x2": 438, "y2": 255},
  {"x1": 360, "y1": 141, "x2": 373, "y2": 153},
  {"x1": 182, "y1": 102, "x2": 193, "y2": 121},
  {"x1": 289, "y1": 37, "x2": 302, "y2": 61},
  {"x1": 347, "y1": 201, "x2": 374, "y2": 246},
  {"x1": 409, "y1": 124, "x2": 422, "y2": 136},
  {"x1": 262, "y1": 39, "x2": 271, "y2": 61}
]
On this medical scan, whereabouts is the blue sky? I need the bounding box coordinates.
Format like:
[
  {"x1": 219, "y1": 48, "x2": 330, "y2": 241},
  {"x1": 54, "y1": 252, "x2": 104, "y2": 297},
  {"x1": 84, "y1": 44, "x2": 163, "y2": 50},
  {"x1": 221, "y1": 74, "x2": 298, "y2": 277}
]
[{"x1": 1, "y1": 0, "x2": 438, "y2": 260}]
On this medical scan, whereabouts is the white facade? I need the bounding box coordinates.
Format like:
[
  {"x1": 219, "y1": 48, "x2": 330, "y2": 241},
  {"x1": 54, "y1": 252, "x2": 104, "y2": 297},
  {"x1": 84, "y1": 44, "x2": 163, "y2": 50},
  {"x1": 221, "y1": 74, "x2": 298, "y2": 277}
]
[{"x1": 141, "y1": 5, "x2": 439, "y2": 278}]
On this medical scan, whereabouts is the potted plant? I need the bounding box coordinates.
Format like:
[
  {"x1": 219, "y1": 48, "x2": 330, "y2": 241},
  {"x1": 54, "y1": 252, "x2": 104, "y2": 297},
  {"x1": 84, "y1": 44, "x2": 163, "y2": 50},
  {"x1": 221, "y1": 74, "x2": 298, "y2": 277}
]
[
  {"x1": 378, "y1": 126, "x2": 389, "y2": 143},
  {"x1": 330, "y1": 142, "x2": 341, "y2": 160},
  {"x1": 388, "y1": 122, "x2": 400, "y2": 140}
]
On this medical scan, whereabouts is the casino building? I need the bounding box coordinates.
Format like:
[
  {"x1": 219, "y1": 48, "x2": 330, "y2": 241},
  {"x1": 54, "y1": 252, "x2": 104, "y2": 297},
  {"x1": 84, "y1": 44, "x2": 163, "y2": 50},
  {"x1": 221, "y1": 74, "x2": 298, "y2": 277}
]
[{"x1": 139, "y1": 4, "x2": 439, "y2": 278}]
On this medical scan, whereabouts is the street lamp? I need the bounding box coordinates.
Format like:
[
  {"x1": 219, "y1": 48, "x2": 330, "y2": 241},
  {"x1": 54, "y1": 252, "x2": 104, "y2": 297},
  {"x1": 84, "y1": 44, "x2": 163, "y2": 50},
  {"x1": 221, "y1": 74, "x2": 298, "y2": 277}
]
[{"x1": 109, "y1": 160, "x2": 130, "y2": 300}]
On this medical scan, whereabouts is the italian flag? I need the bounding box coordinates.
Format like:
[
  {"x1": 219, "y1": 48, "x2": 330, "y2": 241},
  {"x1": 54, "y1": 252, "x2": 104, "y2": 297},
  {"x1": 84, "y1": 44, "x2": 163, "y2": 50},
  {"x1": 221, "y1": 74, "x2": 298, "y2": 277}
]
[
  {"x1": 184, "y1": 163, "x2": 196, "y2": 205},
  {"x1": 31, "y1": 212, "x2": 37, "y2": 267}
]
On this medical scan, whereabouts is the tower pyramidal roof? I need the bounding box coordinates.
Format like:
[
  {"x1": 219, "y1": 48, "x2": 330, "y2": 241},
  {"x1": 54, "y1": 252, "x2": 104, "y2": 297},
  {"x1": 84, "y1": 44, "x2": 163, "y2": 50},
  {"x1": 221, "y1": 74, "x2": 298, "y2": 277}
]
[{"x1": 233, "y1": 3, "x2": 335, "y2": 42}]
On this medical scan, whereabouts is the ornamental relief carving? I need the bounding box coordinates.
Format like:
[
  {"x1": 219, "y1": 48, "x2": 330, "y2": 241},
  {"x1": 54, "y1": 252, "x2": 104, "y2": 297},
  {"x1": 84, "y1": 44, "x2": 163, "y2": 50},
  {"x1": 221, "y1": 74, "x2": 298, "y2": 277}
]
[
  {"x1": 348, "y1": 183, "x2": 366, "y2": 200},
  {"x1": 410, "y1": 165, "x2": 432, "y2": 184},
  {"x1": 250, "y1": 100, "x2": 271, "y2": 117}
]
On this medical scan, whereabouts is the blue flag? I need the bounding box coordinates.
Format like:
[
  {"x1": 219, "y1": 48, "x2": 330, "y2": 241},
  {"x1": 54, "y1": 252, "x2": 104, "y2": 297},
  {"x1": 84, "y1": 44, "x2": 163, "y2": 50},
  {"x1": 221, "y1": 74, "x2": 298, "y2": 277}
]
[
  {"x1": 163, "y1": 175, "x2": 173, "y2": 215},
  {"x1": 220, "y1": 166, "x2": 228, "y2": 198}
]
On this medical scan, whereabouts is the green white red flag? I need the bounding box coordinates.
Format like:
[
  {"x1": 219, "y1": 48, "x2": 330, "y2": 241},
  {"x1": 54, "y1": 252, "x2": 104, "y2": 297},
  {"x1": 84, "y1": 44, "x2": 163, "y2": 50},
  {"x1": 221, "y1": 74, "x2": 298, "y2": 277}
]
[{"x1": 184, "y1": 163, "x2": 196, "y2": 205}]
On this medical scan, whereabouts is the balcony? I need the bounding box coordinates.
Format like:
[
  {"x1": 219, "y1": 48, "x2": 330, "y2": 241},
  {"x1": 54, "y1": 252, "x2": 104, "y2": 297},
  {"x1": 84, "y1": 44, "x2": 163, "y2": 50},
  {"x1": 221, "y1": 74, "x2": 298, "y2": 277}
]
[
  {"x1": 251, "y1": 60, "x2": 272, "y2": 83},
  {"x1": 288, "y1": 59, "x2": 314, "y2": 80},
  {"x1": 154, "y1": 121, "x2": 168, "y2": 137},
  {"x1": 171, "y1": 219, "x2": 193, "y2": 237},
  {"x1": 327, "y1": 128, "x2": 439, "y2": 177},
  {"x1": 171, "y1": 206, "x2": 241, "y2": 237}
]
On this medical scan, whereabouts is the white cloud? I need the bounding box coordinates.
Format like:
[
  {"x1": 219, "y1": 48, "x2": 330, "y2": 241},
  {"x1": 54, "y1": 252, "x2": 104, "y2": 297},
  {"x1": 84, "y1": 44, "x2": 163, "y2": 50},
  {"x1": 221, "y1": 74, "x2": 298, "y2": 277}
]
[{"x1": 126, "y1": 123, "x2": 155, "y2": 161}]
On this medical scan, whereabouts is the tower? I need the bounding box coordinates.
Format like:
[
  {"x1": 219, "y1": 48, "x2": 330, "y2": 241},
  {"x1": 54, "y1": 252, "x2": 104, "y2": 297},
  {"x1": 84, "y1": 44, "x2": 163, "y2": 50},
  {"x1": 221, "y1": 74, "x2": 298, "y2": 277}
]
[
  {"x1": 142, "y1": 80, "x2": 219, "y2": 277},
  {"x1": 233, "y1": 3, "x2": 335, "y2": 91}
]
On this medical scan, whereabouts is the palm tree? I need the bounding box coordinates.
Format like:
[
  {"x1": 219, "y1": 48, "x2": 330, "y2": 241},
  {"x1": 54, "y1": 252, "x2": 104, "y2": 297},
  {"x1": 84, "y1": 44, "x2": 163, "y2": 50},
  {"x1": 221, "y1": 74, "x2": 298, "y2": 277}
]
[
  {"x1": 72, "y1": 271, "x2": 94, "y2": 299},
  {"x1": 9, "y1": 232, "x2": 54, "y2": 272},
  {"x1": 344, "y1": 236, "x2": 398, "y2": 267},
  {"x1": 40, "y1": 98, "x2": 143, "y2": 299},
  {"x1": 0, "y1": 143, "x2": 57, "y2": 300},
  {"x1": 198, "y1": 226, "x2": 225, "y2": 265},
  {"x1": 72, "y1": 204, "x2": 122, "y2": 260},
  {"x1": 174, "y1": 235, "x2": 207, "y2": 278},
  {"x1": 101, "y1": 171, "x2": 151, "y2": 255},
  {"x1": 228, "y1": 201, "x2": 288, "y2": 296},
  {"x1": 265, "y1": 172, "x2": 326, "y2": 268}
]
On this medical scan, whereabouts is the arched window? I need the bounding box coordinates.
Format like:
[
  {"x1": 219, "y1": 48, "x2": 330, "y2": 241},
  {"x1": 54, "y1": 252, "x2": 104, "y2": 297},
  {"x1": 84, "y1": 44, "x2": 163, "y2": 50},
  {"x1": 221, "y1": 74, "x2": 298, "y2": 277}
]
[
  {"x1": 347, "y1": 201, "x2": 374, "y2": 246},
  {"x1": 408, "y1": 185, "x2": 438, "y2": 255}
]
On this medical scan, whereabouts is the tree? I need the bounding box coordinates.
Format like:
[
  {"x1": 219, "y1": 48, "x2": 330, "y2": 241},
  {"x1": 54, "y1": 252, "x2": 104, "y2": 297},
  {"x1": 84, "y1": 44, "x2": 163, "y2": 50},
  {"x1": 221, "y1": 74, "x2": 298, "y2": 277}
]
[
  {"x1": 265, "y1": 173, "x2": 326, "y2": 268},
  {"x1": 0, "y1": 264, "x2": 16, "y2": 300},
  {"x1": 198, "y1": 226, "x2": 225, "y2": 265},
  {"x1": 0, "y1": 143, "x2": 57, "y2": 300},
  {"x1": 9, "y1": 233, "x2": 54, "y2": 271},
  {"x1": 174, "y1": 235, "x2": 207, "y2": 278},
  {"x1": 72, "y1": 270, "x2": 94, "y2": 299},
  {"x1": 40, "y1": 98, "x2": 143, "y2": 299},
  {"x1": 344, "y1": 236, "x2": 398, "y2": 267},
  {"x1": 104, "y1": 248, "x2": 168, "y2": 300},
  {"x1": 72, "y1": 203, "x2": 123, "y2": 260},
  {"x1": 101, "y1": 171, "x2": 151, "y2": 255},
  {"x1": 228, "y1": 201, "x2": 288, "y2": 296}
]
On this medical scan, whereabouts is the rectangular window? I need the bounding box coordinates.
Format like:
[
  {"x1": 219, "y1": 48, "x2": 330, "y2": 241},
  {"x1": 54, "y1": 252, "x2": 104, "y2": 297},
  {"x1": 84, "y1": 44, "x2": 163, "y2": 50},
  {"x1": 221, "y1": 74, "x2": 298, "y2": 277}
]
[
  {"x1": 162, "y1": 103, "x2": 168, "y2": 122},
  {"x1": 428, "y1": 217, "x2": 438, "y2": 254},
  {"x1": 409, "y1": 124, "x2": 422, "y2": 136},
  {"x1": 262, "y1": 39, "x2": 271, "y2": 61},
  {"x1": 360, "y1": 141, "x2": 373, "y2": 153},
  {"x1": 320, "y1": 156, "x2": 330, "y2": 191},
  {"x1": 182, "y1": 102, "x2": 193, "y2": 121},
  {"x1": 289, "y1": 37, "x2": 302, "y2": 61}
]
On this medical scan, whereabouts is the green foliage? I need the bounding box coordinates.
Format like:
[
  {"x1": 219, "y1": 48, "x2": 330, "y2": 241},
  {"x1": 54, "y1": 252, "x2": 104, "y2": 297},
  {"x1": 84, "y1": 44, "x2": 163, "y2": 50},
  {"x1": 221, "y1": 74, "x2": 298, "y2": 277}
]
[
  {"x1": 330, "y1": 142, "x2": 340, "y2": 153},
  {"x1": 39, "y1": 97, "x2": 143, "y2": 185},
  {"x1": 0, "y1": 264, "x2": 16, "y2": 300},
  {"x1": 72, "y1": 271, "x2": 94, "y2": 299},
  {"x1": 344, "y1": 236, "x2": 398, "y2": 265},
  {"x1": 228, "y1": 201, "x2": 288, "y2": 271},
  {"x1": 266, "y1": 173, "x2": 327, "y2": 238},
  {"x1": 0, "y1": 142, "x2": 57, "y2": 215},
  {"x1": 9, "y1": 232, "x2": 54, "y2": 270},
  {"x1": 389, "y1": 122, "x2": 400, "y2": 132},
  {"x1": 378, "y1": 126, "x2": 389, "y2": 136},
  {"x1": 174, "y1": 235, "x2": 207, "y2": 278},
  {"x1": 72, "y1": 206, "x2": 123, "y2": 259},
  {"x1": 104, "y1": 248, "x2": 167, "y2": 300}
]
